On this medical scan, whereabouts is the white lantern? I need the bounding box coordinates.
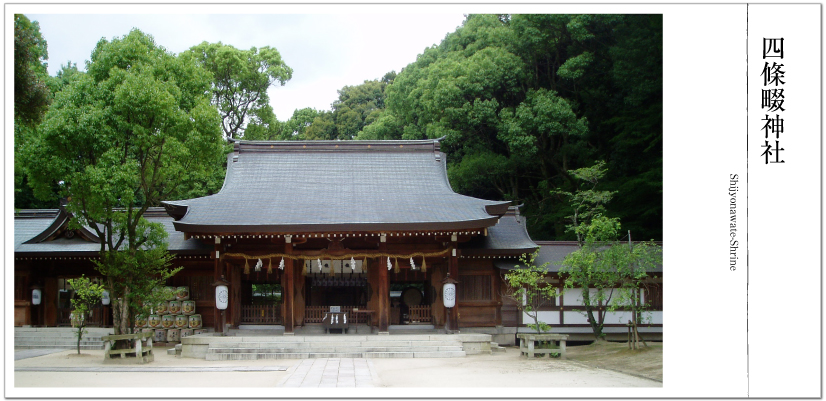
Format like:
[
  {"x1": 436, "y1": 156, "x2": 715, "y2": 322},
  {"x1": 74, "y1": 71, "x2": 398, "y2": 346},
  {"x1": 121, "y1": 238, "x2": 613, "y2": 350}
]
[
  {"x1": 101, "y1": 290, "x2": 110, "y2": 306},
  {"x1": 215, "y1": 284, "x2": 229, "y2": 310},
  {"x1": 32, "y1": 289, "x2": 42, "y2": 306},
  {"x1": 443, "y1": 283, "x2": 456, "y2": 309}
]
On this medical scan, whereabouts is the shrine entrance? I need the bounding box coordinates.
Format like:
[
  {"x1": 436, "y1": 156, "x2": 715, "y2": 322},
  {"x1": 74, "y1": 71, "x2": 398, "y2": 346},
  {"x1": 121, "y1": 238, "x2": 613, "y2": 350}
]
[
  {"x1": 240, "y1": 271, "x2": 283, "y2": 325},
  {"x1": 302, "y1": 259, "x2": 371, "y2": 325}
]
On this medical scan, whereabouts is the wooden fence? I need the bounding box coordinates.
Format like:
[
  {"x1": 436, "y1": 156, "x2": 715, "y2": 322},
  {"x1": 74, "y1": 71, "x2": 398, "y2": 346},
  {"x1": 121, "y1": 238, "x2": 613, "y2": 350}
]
[
  {"x1": 304, "y1": 306, "x2": 371, "y2": 324},
  {"x1": 241, "y1": 304, "x2": 282, "y2": 324}
]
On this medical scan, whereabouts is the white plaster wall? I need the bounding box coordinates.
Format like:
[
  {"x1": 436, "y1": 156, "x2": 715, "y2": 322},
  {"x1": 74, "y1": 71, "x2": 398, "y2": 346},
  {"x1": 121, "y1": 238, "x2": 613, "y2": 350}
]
[
  {"x1": 563, "y1": 311, "x2": 590, "y2": 324},
  {"x1": 562, "y1": 288, "x2": 582, "y2": 305},
  {"x1": 602, "y1": 311, "x2": 634, "y2": 325},
  {"x1": 644, "y1": 311, "x2": 663, "y2": 325},
  {"x1": 522, "y1": 311, "x2": 559, "y2": 325}
]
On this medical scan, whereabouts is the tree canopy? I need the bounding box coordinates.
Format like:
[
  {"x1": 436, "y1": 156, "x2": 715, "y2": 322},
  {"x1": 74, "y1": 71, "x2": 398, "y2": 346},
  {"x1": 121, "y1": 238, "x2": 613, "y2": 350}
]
[
  {"x1": 353, "y1": 14, "x2": 663, "y2": 241},
  {"x1": 24, "y1": 28, "x2": 226, "y2": 336},
  {"x1": 184, "y1": 41, "x2": 293, "y2": 140}
]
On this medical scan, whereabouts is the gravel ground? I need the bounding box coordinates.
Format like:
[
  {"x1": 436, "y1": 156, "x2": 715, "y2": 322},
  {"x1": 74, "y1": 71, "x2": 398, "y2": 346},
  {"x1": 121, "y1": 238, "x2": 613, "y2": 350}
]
[{"x1": 11, "y1": 342, "x2": 661, "y2": 397}]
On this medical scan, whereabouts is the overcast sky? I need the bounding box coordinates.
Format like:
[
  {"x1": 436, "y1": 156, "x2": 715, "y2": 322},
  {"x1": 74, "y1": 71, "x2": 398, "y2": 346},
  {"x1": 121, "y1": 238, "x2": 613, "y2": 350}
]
[{"x1": 26, "y1": 13, "x2": 467, "y2": 121}]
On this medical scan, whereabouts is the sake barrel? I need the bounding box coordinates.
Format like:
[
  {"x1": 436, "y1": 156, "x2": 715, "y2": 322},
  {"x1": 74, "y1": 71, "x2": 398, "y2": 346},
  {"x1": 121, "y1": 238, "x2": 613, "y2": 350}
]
[
  {"x1": 154, "y1": 329, "x2": 166, "y2": 343},
  {"x1": 134, "y1": 315, "x2": 147, "y2": 328},
  {"x1": 167, "y1": 328, "x2": 180, "y2": 342},
  {"x1": 189, "y1": 314, "x2": 203, "y2": 329},
  {"x1": 156, "y1": 301, "x2": 168, "y2": 315},
  {"x1": 175, "y1": 315, "x2": 188, "y2": 328},
  {"x1": 180, "y1": 328, "x2": 193, "y2": 338},
  {"x1": 193, "y1": 329, "x2": 205, "y2": 335},
  {"x1": 142, "y1": 328, "x2": 154, "y2": 335},
  {"x1": 163, "y1": 286, "x2": 176, "y2": 301},
  {"x1": 176, "y1": 286, "x2": 190, "y2": 301},
  {"x1": 147, "y1": 314, "x2": 161, "y2": 328},
  {"x1": 168, "y1": 300, "x2": 181, "y2": 314},
  {"x1": 161, "y1": 314, "x2": 175, "y2": 328},
  {"x1": 182, "y1": 300, "x2": 196, "y2": 315}
]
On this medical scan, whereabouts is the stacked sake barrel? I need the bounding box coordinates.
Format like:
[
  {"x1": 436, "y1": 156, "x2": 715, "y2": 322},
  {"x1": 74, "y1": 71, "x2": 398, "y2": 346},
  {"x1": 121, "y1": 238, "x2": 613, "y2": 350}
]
[{"x1": 134, "y1": 286, "x2": 203, "y2": 343}]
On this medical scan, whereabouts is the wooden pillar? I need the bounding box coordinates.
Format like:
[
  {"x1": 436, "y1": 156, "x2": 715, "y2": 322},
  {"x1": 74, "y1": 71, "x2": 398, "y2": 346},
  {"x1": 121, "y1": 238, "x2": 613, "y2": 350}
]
[
  {"x1": 430, "y1": 264, "x2": 445, "y2": 327},
  {"x1": 449, "y1": 247, "x2": 459, "y2": 332},
  {"x1": 231, "y1": 263, "x2": 241, "y2": 328},
  {"x1": 283, "y1": 240, "x2": 295, "y2": 334},
  {"x1": 294, "y1": 260, "x2": 305, "y2": 327},
  {"x1": 44, "y1": 277, "x2": 58, "y2": 327},
  {"x1": 213, "y1": 240, "x2": 222, "y2": 333},
  {"x1": 377, "y1": 239, "x2": 389, "y2": 333}
]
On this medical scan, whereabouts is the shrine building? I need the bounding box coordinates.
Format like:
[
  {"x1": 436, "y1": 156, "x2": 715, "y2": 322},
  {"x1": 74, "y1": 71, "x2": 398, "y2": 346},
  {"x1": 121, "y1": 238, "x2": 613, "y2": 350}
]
[{"x1": 13, "y1": 139, "x2": 661, "y2": 342}]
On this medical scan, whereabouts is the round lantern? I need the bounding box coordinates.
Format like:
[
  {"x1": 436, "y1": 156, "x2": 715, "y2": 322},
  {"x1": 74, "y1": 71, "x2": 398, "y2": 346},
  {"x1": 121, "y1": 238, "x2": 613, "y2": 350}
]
[
  {"x1": 32, "y1": 288, "x2": 42, "y2": 306},
  {"x1": 215, "y1": 280, "x2": 229, "y2": 310},
  {"x1": 101, "y1": 290, "x2": 110, "y2": 306},
  {"x1": 443, "y1": 283, "x2": 456, "y2": 309}
]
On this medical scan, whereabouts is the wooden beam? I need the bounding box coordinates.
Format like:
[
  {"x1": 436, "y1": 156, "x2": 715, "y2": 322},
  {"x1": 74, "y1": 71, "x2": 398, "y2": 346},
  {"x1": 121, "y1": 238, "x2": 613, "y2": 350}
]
[
  {"x1": 377, "y1": 242, "x2": 389, "y2": 333},
  {"x1": 283, "y1": 242, "x2": 294, "y2": 333}
]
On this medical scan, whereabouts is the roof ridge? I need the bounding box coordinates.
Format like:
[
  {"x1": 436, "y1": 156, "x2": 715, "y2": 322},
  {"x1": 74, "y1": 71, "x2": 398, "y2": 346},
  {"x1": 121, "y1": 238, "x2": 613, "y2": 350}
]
[{"x1": 234, "y1": 139, "x2": 442, "y2": 153}]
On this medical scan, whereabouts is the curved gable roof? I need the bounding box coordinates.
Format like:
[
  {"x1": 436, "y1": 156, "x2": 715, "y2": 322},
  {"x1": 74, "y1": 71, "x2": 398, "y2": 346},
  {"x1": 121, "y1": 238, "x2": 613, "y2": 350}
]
[{"x1": 163, "y1": 139, "x2": 510, "y2": 233}]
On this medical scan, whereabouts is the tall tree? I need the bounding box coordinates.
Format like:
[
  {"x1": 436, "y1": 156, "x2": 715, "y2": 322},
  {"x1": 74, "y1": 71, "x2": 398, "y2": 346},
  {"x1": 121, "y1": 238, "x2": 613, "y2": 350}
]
[
  {"x1": 14, "y1": 15, "x2": 56, "y2": 210},
  {"x1": 368, "y1": 14, "x2": 662, "y2": 241},
  {"x1": 25, "y1": 29, "x2": 225, "y2": 338},
  {"x1": 184, "y1": 42, "x2": 293, "y2": 140},
  {"x1": 14, "y1": 14, "x2": 50, "y2": 127},
  {"x1": 555, "y1": 162, "x2": 661, "y2": 340}
]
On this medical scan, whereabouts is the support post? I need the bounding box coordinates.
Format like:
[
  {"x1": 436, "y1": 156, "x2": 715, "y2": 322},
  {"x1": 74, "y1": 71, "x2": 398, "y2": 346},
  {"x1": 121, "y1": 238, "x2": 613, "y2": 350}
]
[
  {"x1": 213, "y1": 240, "x2": 222, "y2": 333},
  {"x1": 283, "y1": 241, "x2": 295, "y2": 334},
  {"x1": 448, "y1": 248, "x2": 459, "y2": 332},
  {"x1": 378, "y1": 241, "x2": 389, "y2": 333}
]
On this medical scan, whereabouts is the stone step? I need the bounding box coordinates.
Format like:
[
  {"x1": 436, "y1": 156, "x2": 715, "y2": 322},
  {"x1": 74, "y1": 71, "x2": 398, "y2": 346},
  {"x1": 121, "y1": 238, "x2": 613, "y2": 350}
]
[
  {"x1": 14, "y1": 344, "x2": 104, "y2": 350},
  {"x1": 208, "y1": 345, "x2": 464, "y2": 354},
  {"x1": 206, "y1": 350, "x2": 466, "y2": 360},
  {"x1": 207, "y1": 340, "x2": 461, "y2": 348},
  {"x1": 16, "y1": 341, "x2": 103, "y2": 347}
]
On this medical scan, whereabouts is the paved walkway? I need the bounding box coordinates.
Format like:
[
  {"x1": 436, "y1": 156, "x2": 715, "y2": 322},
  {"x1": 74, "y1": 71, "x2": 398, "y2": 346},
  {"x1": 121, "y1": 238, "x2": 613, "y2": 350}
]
[
  {"x1": 279, "y1": 358, "x2": 379, "y2": 388},
  {"x1": 14, "y1": 349, "x2": 67, "y2": 361}
]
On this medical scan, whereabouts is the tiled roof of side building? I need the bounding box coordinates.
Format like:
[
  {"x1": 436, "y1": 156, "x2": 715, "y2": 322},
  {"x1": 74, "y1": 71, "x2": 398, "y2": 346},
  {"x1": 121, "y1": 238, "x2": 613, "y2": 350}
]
[
  {"x1": 495, "y1": 241, "x2": 663, "y2": 273},
  {"x1": 162, "y1": 139, "x2": 511, "y2": 233},
  {"x1": 14, "y1": 208, "x2": 210, "y2": 255},
  {"x1": 460, "y1": 207, "x2": 538, "y2": 255}
]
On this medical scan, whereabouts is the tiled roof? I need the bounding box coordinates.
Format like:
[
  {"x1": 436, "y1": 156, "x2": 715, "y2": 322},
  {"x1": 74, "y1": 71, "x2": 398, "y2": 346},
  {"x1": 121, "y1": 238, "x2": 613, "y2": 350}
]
[
  {"x1": 461, "y1": 208, "x2": 538, "y2": 255},
  {"x1": 14, "y1": 208, "x2": 210, "y2": 256},
  {"x1": 495, "y1": 241, "x2": 663, "y2": 273},
  {"x1": 162, "y1": 139, "x2": 510, "y2": 234}
]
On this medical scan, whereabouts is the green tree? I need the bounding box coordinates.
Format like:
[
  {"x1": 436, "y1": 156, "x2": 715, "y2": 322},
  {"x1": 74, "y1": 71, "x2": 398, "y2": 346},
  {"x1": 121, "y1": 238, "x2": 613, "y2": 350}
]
[
  {"x1": 25, "y1": 29, "x2": 225, "y2": 339},
  {"x1": 365, "y1": 14, "x2": 662, "y2": 241},
  {"x1": 14, "y1": 15, "x2": 56, "y2": 210},
  {"x1": 559, "y1": 216, "x2": 661, "y2": 340},
  {"x1": 14, "y1": 14, "x2": 51, "y2": 127},
  {"x1": 555, "y1": 162, "x2": 661, "y2": 340},
  {"x1": 65, "y1": 276, "x2": 104, "y2": 354},
  {"x1": 502, "y1": 251, "x2": 557, "y2": 334},
  {"x1": 184, "y1": 42, "x2": 293, "y2": 140}
]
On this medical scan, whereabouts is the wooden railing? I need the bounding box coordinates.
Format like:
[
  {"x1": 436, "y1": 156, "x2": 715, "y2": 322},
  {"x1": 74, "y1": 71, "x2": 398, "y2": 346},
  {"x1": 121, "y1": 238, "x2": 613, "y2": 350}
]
[
  {"x1": 241, "y1": 304, "x2": 282, "y2": 324},
  {"x1": 408, "y1": 305, "x2": 432, "y2": 324},
  {"x1": 58, "y1": 306, "x2": 104, "y2": 327},
  {"x1": 305, "y1": 306, "x2": 370, "y2": 324}
]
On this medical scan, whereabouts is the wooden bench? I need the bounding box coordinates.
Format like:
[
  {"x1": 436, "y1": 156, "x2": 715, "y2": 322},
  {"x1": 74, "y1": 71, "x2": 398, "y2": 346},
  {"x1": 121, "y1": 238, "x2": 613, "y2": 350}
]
[
  {"x1": 517, "y1": 333, "x2": 568, "y2": 359},
  {"x1": 102, "y1": 332, "x2": 154, "y2": 363}
]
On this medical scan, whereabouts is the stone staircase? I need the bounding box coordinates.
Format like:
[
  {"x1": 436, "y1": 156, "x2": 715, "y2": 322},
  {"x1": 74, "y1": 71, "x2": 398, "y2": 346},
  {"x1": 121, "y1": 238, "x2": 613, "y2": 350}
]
[
  {"x1": 14, "y1": 327, "x2": 112, "y2": 350},
  {"x1": 201, "y1": 334, "x2": 470, "y2": 360}
]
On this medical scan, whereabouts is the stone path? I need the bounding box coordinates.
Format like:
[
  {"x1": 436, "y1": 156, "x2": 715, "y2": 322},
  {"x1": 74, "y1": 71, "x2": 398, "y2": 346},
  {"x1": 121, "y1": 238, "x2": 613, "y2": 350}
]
[
  {"x1": 14, "y1": 349, "x2": 67, "y2": 361},
  {"x1": 279, "y1": 358, "x2": 379, "y2": 387},
  {"x1": 15, "y1": 366, "x2": 287, "y2": 372}
]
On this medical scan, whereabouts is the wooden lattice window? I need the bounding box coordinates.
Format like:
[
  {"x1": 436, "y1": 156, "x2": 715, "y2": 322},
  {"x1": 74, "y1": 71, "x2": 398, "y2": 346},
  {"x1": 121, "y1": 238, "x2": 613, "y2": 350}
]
[{"x1": 458, "y1": 275, "x2": 492, "y2": 301}]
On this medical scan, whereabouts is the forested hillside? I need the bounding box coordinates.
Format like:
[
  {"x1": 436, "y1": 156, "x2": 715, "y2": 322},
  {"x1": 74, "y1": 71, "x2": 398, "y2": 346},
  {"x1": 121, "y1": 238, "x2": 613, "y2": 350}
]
[{"x1": 15, "y1": 14, "x2": 661, "y2": 241}]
